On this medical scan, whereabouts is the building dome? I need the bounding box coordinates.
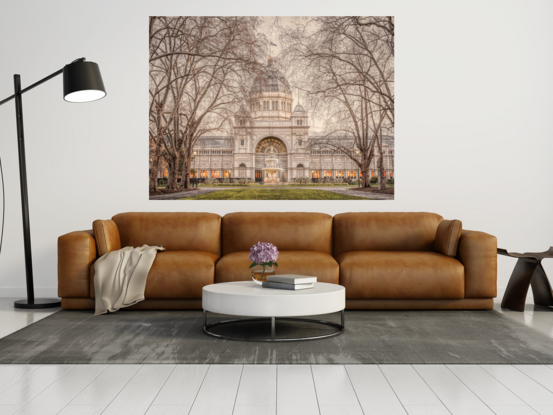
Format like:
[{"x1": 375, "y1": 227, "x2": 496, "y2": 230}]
[
  {"x1": 250, "y1": 57, "x2": 292, "y2": 94},
  {"x1": 293, "y1": 103, "x2": 305, "y2": 113}
]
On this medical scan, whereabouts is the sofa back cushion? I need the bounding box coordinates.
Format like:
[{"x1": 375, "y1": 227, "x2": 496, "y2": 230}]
[
  {"x1": 333, "y1": 212, "x2": 443, "y2": 256},
  {"x1": 222, "y1": 212, "x2": 333, "y2": 256},
  {"x1": 112, "y1": 212, "x2": 221, "y2": 256}
]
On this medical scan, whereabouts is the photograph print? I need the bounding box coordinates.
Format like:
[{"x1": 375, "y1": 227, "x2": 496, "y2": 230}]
[{"x1": 149, "y1": 16, "x2": 394, "y2": 200}]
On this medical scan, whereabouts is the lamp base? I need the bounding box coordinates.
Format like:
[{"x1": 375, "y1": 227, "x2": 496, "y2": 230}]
[{"x1": 14, "y1": 298, "x2": 61, "y2": 309}]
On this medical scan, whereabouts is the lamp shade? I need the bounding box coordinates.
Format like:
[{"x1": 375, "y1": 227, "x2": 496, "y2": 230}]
[{"x1": 63, "y1": 61, "x2": 106, "y2": 103}]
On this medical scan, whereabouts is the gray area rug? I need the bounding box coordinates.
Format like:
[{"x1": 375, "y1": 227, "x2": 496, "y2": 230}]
[{"x1": 0, "y1": 310, "x2": 552, "y2": 364}]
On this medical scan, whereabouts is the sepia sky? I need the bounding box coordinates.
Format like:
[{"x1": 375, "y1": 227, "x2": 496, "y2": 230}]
[{"x1": 258, "y1": 16, "x2": 324, "y2": 132}]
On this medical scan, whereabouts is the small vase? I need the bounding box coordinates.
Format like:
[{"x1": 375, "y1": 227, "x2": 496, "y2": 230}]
[{"x1": 251, "y1": 265, "x2": 275, "y2": 285}]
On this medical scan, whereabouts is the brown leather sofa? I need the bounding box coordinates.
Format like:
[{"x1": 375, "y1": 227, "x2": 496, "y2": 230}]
[{"x1": 58, "y1": 212, "x2": 497, "y2": 310}]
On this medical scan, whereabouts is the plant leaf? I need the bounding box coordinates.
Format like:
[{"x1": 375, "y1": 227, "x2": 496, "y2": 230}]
[{"x1": 249, "y1": 263, "x2": 257, "y2": 269}]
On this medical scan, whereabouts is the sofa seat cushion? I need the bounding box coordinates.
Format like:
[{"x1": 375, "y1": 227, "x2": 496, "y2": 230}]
[
  {"x1": 336, "y1": 251, "x2": 464, "y2": 299},
  {"x1": 215, "y1": 251, "x2": 340, "y2": 284},
  {"x1": 91, "y1": 251, "x2": 218, "y2": 299}
]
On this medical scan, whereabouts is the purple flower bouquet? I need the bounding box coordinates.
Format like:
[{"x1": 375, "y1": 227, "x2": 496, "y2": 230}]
[{"x1": 249, "y1": 242, "x2": 279, "y2": 282}]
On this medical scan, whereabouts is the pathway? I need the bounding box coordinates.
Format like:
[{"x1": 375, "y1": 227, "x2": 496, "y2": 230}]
[{"x1": 150, "y1": 186, "x2": 394, "y2": 200}]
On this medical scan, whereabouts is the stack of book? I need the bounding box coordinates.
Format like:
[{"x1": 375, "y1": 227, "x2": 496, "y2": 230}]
[{"x1": 261, "y1": 274, "x2": 317, "y2": 290}]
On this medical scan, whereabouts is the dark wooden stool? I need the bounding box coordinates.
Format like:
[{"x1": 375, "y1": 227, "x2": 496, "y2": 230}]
[{"x1": 498, "y1": 247, "x2": 553, "y2": 312}]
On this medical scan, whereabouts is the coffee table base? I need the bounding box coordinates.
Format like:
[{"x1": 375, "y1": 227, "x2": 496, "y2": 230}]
[{"x1": 203, "y1": 310, "x2": 345, "y2": 342}]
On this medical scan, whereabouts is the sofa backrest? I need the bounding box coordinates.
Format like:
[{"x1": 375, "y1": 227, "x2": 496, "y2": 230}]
[
  {"x1": 222, "y1": 212, "x2": 333, "y2": 256},
  {"x1": 333, "y1": 212, "x2": 443, "y2": 256},
  {"x1": 112, "y1": 212, "x2": 221, "y2": 256}
]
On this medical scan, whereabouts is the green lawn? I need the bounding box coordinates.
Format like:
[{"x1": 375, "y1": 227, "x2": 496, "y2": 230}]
[{"x1": 182, "y1": 188, "x2": 368, "y2": 200}]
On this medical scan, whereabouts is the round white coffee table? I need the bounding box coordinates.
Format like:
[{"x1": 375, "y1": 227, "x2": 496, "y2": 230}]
[{"x1": 202, "y1": 281, "x2": 346, "y2": 342}]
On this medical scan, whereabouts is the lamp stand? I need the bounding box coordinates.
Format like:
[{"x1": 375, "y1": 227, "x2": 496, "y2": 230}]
[
  {"x1": 0, "y1": 59, "x2": 105, "y2": 309},
  {"x1": 12, "y1": 75, "x2": 60, "y2": 309}
]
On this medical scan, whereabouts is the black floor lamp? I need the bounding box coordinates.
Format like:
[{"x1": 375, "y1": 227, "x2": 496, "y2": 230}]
[{"x1": 0, "y1": 58, "x2": 106, "y2": 309}]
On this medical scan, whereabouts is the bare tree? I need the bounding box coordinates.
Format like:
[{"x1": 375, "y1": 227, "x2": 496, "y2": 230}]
[
  {"x1": 149, "y1": 17, "x2": 186, "y2": 192},
  {"x1": 312, "y1": 16, "x2": 394, "y2": 123},
  {"x1": 149, "y1": 17, "x2": 266, "y2": 192},
  {"x1": 278, "y1": 16, "x2": 394, "y2": 188}
]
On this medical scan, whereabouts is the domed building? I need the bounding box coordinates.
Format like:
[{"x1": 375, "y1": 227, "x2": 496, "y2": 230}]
[{"x1": 190, "y1": 57, "x2": 394, "y2": 183}]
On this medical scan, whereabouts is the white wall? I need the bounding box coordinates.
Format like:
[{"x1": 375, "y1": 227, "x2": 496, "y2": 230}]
[{"x1": 0, "y1": 0, "x2": 552, "y2": 297}]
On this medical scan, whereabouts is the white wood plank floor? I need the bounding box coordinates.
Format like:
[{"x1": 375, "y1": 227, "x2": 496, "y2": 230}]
[{"x1": 0, "y1": 296, "x2": 552, "y2": 415}]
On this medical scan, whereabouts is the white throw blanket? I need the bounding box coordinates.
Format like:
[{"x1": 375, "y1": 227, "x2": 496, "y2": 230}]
[{"x1": 94, "y1": 245, "x2": 165, "y2": 315}]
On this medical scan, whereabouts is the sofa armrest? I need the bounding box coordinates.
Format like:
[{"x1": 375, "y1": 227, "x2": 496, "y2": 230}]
[
  {"x1": 92, "y1": 219, "x2": 121, "y2": 256},
  {"x1": 58, "y1": 230, "x2": 97, "y2": 298},
  {"x1": 456, "y1": 230, "x2": 497, "y2": 298}
]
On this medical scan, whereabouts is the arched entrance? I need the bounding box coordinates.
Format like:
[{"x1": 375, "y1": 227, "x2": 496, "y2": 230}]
[
  {"x1": 255, "y1": 137, "x2": 288, "y2": 182},
  {"x1": 255, "y1": 137, "x2": 287, "y2": 154},
  {"x1": 296, "y1": 164, "x2": 306, "y2": 179},
  {"x1": 238, "y1": 163, "x2": 247, "y2": 178}
]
